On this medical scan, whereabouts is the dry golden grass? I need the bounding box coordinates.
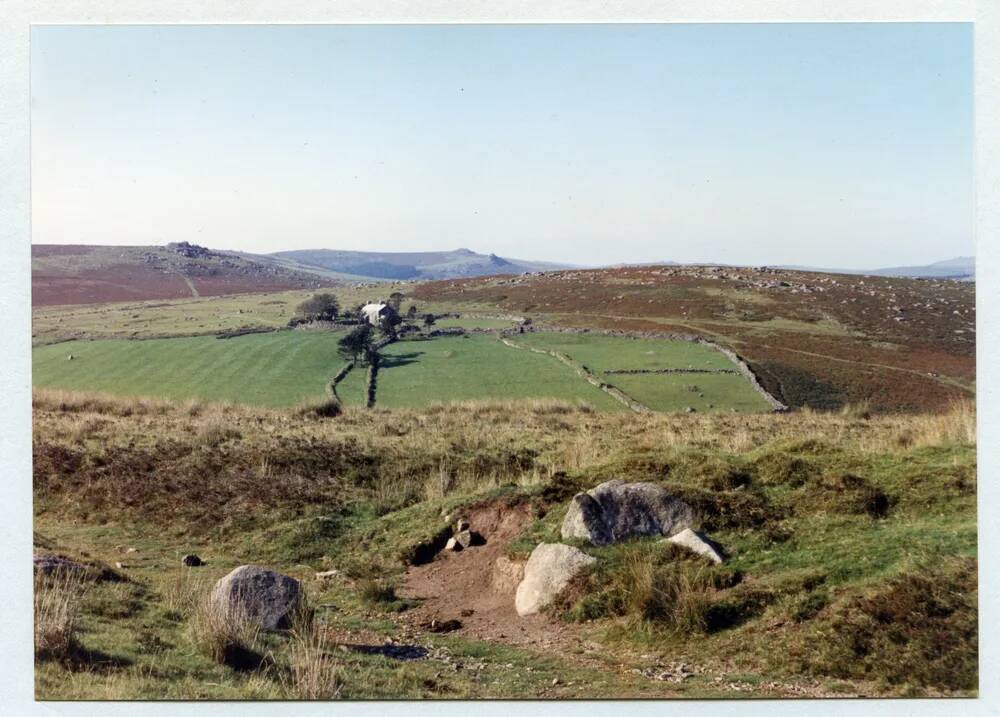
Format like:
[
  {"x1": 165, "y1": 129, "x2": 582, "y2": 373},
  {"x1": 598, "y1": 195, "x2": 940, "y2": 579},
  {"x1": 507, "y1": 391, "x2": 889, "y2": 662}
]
[
  {"x1": 284, "y1": 623, "x2": 343, "y2": 699},
  {"x1": 188, "y1": 588, "x2": 264, "y2": 667},
  {"x1": 34, "y1": 569, "x2": 88, "y2": 661}
]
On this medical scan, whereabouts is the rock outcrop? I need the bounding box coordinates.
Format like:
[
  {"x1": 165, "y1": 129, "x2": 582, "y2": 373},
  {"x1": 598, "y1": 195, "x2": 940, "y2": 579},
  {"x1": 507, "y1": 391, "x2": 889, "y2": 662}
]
[
  {"x1": 210, "y1": 565, "x2": 302, "y2": 630},
  {"x1": 515, "y1": 543, "x2": 596, "y2": 616},
  {"x1": 561, "y1": 479, "x2": 695, "y2": 546}
]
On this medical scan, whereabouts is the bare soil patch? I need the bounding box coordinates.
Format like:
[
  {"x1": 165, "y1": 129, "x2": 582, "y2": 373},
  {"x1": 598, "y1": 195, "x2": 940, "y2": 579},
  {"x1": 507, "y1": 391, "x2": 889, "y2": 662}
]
[{"x1": 399, "y1": 501, "x2": 605, "y2": 658}]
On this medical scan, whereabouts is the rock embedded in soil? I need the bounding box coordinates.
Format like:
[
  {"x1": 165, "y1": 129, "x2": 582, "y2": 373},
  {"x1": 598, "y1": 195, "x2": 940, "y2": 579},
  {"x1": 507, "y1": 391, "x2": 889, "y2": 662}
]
[
  {"x1": 514, "y1": 543, "x2": 597, "y2": 616},
  {"x1": 663, "y1": 528, "x2": 724, "y2": 563},
  {"x1": 456, "y1": 518, "x2": 470, "y2": 532},
  {"x1": 560, "y1": 479, "x2": 695, "y2": 546},
  {"x1": 210, "y1": 565, "x2": 302, "y2": 631},
  {"x1": 492, "y1": 556, "x2": 526, "y2": 593},
  {"x1": 454, "y1": 529, "x2": 473, "y2": 549},
  {"x1": 33, "y1": 553, "x2": 87, "y2": 577}
]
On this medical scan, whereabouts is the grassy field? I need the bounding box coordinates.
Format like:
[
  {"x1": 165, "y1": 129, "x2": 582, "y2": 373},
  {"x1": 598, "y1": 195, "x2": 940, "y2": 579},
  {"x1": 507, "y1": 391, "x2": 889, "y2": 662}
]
[
  {"x1": 374, "y1": 335, "x2": 623, "y2": 410},
  {"x1": 32, "y1": 332, "x2": 368, "y2": 408},
  {"x1": 513, "y1": 332, "x2": 773, "y2": 412},
  {"x1": 33, "y1": 332, "x2": 637, "y2": 411},
  {"x1": 32, "y1": 391, "x2": 977, "y2": 699},
  {"x1": 34, "y1": 331, "x2": 778, "y2": 413}
]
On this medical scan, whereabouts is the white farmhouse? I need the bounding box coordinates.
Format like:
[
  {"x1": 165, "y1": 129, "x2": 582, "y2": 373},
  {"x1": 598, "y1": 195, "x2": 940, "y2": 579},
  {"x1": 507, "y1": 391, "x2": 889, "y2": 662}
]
[{"x1": 361, "y1": 302, "x2": 391, "y2": 326}]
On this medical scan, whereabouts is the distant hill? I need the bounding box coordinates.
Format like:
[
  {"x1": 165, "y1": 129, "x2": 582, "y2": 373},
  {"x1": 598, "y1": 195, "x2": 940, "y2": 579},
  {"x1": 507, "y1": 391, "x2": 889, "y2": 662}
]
[
  {"x1": 269, "y1": 248, "x2": 574, "y2": 281},
  {"x1": 32, "y1": 243, "x2": 334, "y2": 306},
  {"x1": 779, "y1": 257, "x2": 974, "y2": 281}
]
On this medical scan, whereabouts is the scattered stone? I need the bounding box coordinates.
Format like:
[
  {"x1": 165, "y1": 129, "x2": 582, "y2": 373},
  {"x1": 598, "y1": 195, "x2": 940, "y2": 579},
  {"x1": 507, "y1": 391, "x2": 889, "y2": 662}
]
[
  {"x1": 181, "y1": 554, "x2": 204, "y2": 567},
  {"x1": 210, "y1": 565, "x2": 302, "y2": 631},
  {"x1": 445, "y1": 536, "x2": 461, "y2": 551},
  {"x1": 551, "y1": 677, "x2": 560, "y2": 686},
  {"x1": 314, "y1": 568, "x2": 341, "y2": 581},
  {"x1": 455, "y1": 518, "x2": 470, "y2": 532},
  {"x1": 454, "y1": 529, "x2": 474, "y2": 549},
  {"x1": 561, "y1": 479, "x2": 695, "y2": 546},
  {"x1": 515, "y1": 543, "x2": 597, "y2": 616},
  {"x1": 492, "y1": 556, "x2": 526, "y2": 593},
  {"x1": 663, "y1": 528, "x2": 724, "y2": 563},
  {"x1": 114, "y1": 561, "x2": 128, "y2": 570},
  {"x1": 125, "y1": 547, "x2": 138, "y2": 554}
]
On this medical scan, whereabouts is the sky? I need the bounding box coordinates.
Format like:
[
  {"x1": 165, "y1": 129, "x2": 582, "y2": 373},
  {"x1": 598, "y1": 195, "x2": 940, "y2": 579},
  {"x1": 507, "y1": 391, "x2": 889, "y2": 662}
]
[{"x1": 30, "y1": 23, "x2": 973, "y2": 269}]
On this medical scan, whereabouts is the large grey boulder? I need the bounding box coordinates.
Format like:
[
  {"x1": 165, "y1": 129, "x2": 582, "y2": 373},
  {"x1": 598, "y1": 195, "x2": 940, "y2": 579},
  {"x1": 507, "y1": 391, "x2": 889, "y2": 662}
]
[
  {"x1": 210, "y1": 565, "x2": 302, "y2": 630},
  {"x1": 561, "y1": 479, "x2": 695, "y2": 546},
  {"x1": 514, "y1": 543, "x2": 596, "y2": 616}
]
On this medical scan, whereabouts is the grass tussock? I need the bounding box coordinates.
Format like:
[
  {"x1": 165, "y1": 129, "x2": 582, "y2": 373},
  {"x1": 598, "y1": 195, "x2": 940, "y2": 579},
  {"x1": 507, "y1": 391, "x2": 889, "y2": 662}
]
[
  {"x1": 34, "y1": 570, "x2": 88, "y2": 662},
  {"x1": 284, "y1": 623, "x2": 343, "y2": 699},
  {"x1": 188, "y1": 590, "x2": 266, "y2": 671}
]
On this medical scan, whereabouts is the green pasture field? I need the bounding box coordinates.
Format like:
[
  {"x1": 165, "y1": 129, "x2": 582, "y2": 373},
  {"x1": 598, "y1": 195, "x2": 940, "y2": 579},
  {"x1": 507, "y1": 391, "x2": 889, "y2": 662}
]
[
  {"x1": 32, "y1": 332, "x2": 368, "y2": 408},
  {"x1": 32, "y1": 329, "x2": 775, "y2": 413},
  {"x1": 513, "y1": 332, "x2": 773, "y2": 412},
  {"x1": 370, "y1": 335, "x2": 623, "y2": 410},
  {"x1": 432, "y1": 316, "x2": 519, "y2": 330},
  {"x1": 32, "y1": 332, "x2": 622, "y2": 411}
]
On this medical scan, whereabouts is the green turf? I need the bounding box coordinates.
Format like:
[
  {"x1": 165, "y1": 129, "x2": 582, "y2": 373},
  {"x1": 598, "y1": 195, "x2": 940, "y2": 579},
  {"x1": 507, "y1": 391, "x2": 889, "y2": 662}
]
[
  {"x1": 432, "y1": 316, "x2": 518, "y2": 330},
  {"x1": 32, "y1": 332, "x2": 624, "y2": 411},
  {"x1": 373, "y1": 335, "x2": 624, "y2": 410},
  {"x1": 32, "y1": 332, "x2": 367, "y2": 408},
  {"x1": 513, "y1": 333, "x2": 773, "y2": 412},
  {"x1": 515, "y1": 332, "x2": 736, "y2": 371}
]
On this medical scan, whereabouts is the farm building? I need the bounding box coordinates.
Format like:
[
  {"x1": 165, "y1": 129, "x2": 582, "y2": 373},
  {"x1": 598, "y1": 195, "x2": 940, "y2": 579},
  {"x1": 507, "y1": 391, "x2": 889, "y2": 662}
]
[{"x1": 361, "y1": 302, "x2": 392, "y2": 326}]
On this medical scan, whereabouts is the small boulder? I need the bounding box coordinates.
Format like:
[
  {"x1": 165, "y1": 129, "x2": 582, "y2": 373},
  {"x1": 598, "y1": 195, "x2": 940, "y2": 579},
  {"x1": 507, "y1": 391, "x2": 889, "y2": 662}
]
[
  {"x1": 445, "y1": 537, "x2": 461, "y2": 551},
  {"x1": 663, "y1": 528, "x2": 724, "y2": 564},
  {"x1": 455, "y1": 518, "x2": 470, "y2": 532},
  {"x1": 210, "y1": 565, "x2": 302, "y2": 631},
  {"x1": 561, "y1": 479, "x2": 695, "y2": 546},
  {"x1": 514, "y1": 543, "x2": 596, "y2": 616},
  {"x1": 315, "y1": 568, "x2": 341, "y2": 581},
  {"x1": 181, "y1": 554, "x2": 204, "y2": 567}
]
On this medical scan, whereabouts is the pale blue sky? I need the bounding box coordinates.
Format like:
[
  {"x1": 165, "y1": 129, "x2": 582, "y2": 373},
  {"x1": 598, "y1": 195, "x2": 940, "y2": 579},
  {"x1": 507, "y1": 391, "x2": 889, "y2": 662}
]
[{"x1": 31, "y1": 23, "x2": 973, "y2": 268}]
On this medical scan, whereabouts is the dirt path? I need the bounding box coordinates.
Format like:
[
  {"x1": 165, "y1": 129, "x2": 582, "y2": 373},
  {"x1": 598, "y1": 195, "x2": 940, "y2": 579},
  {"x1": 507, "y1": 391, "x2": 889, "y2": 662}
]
[{"x1": 170, "y1": 271, "x2": 200, "y2": 298}]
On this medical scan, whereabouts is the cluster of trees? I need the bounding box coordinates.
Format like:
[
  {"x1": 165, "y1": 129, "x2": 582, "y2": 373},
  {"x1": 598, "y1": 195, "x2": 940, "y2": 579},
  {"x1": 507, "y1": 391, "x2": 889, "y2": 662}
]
[{"x1": 295, "y1": 293, "x2": 340, "y2": 322}]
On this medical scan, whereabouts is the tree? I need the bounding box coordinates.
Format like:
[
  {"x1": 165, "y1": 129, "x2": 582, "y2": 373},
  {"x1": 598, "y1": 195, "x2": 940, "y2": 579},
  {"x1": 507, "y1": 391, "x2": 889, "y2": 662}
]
[
  {"x1": 337, "y1": 324, "x2": 373, "y2": 364},
  {"x1": 406, "y1": 304, "x2": 418, "y2": 320},
  {"x1": 296, "y1": 293, "x2": 340, "y2": 322},
  {"x1": 423, "y1": 313, "x2": 436, "y2": 328},
  {"x1": 387, "y1": 292, "x2": 405, "y2": 312},
  {"x1": 377, "y1": 305, "x2": 403, "y2": 339}
]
